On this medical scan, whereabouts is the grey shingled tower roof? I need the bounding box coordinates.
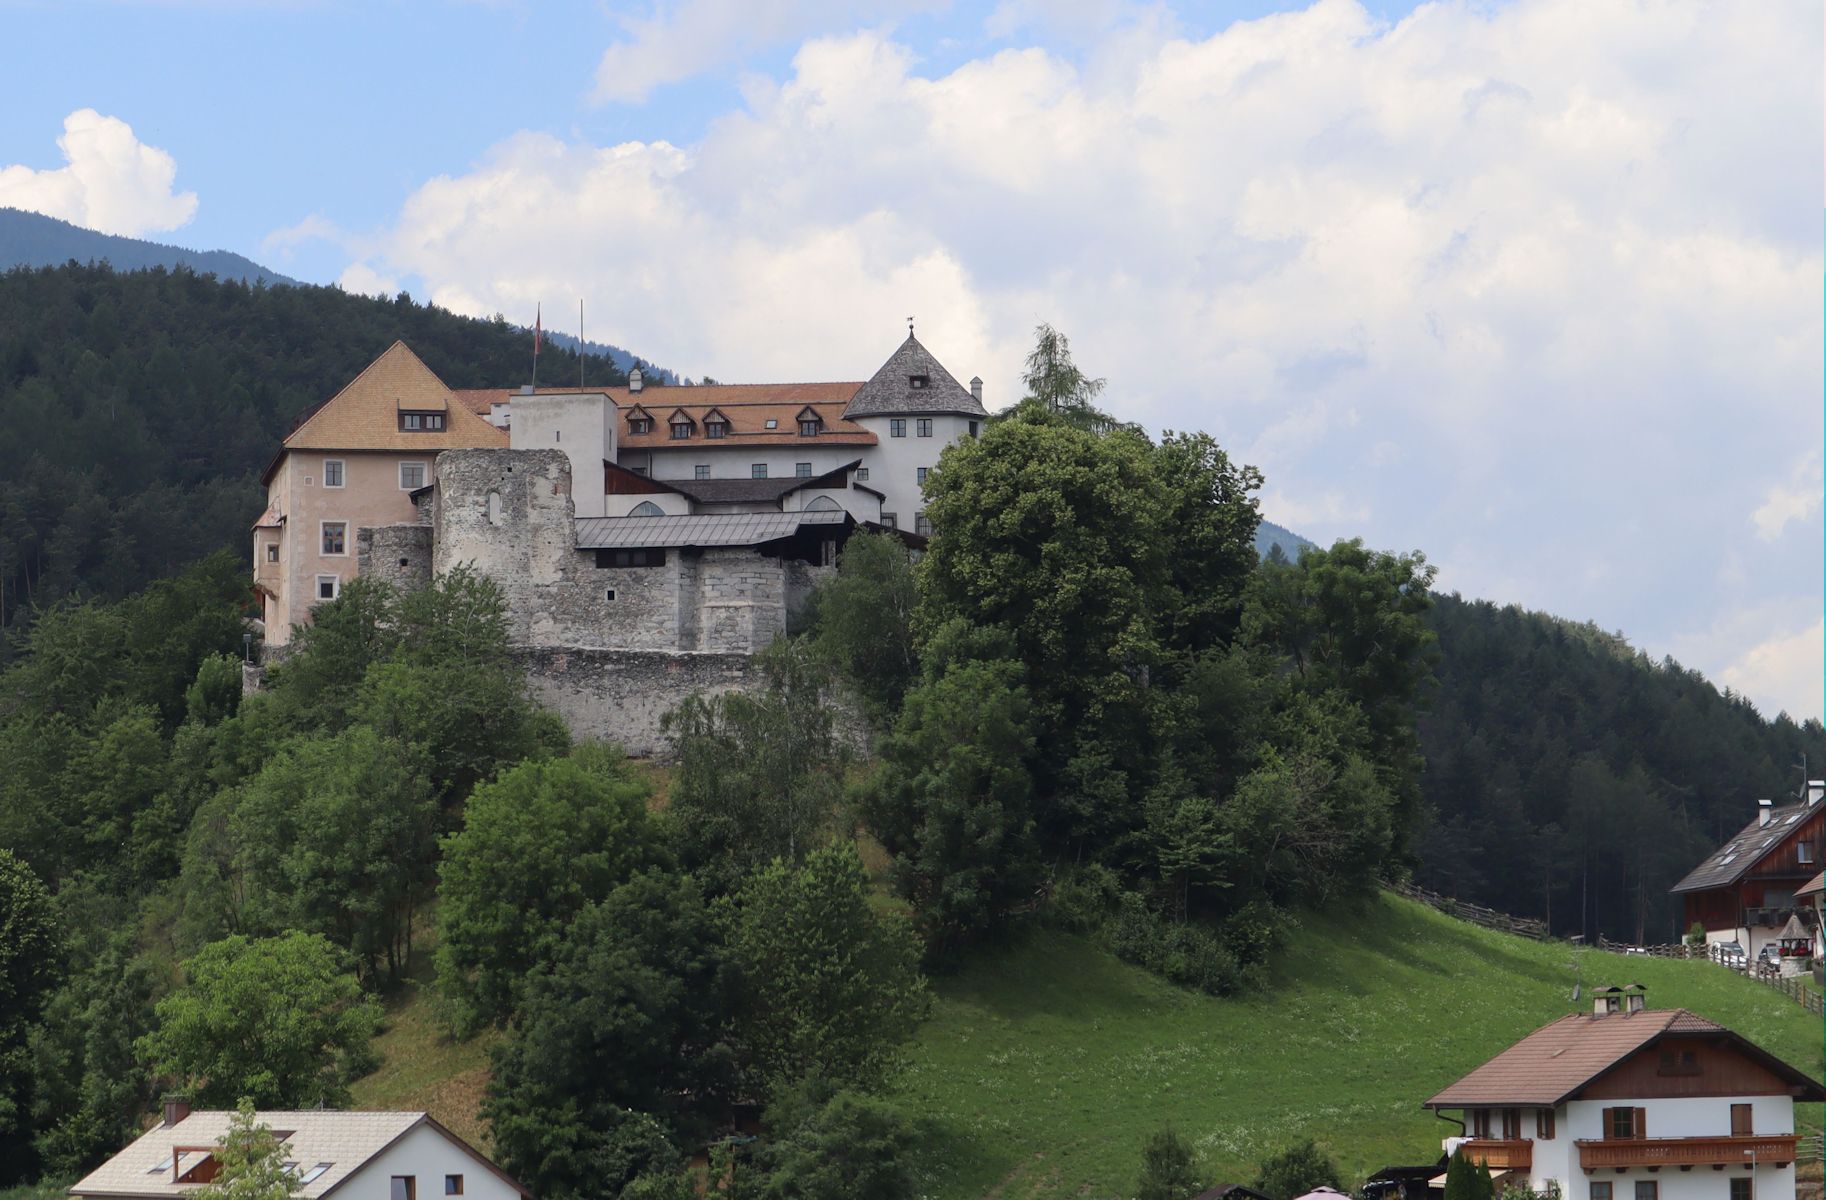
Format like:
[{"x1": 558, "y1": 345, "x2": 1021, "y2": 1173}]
[{"x1": 843, "y1": 333, "x2": 987, "y2": 419}]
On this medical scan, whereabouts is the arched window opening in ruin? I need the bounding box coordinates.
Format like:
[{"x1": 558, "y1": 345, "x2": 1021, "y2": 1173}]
[{"x1": 486, "y1": 491, "x2": 503, "y2": 525}]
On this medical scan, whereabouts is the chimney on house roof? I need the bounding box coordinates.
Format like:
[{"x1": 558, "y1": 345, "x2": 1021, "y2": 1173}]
[
  {"x1": 162, "y1": 1096, "x2": 191, "y2": 1127},
  {"x1": 1592, "y1": 983, "x2": 1647, "y2": 1016},
  {"x1": 970, "y1": 376, "x2": 983, "y2": 405},
  {"x1": 519, "y1": 384, "x2": 534, "y2": 395},
  {"x1": 1759, "y1": 798, "x2": 1774, "y2": 826},
  {"x1": 629, "y1": 367, "x2": 644, "y2": 394},
  {"x1": 1808, "y1": 780, "x2": 1824, "y2": 806}
]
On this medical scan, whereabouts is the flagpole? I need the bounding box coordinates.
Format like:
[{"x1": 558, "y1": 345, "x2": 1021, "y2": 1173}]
[
  {"x1": 579, "y1": 298, "x2": 585, "y2": 390},
  {"x1": 532, "y1": 302, "x2": 541, "y2": 390}
]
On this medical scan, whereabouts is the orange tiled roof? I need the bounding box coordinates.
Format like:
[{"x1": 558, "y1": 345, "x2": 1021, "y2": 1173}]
[
  {"x1": 283, "y1": 342, "x2": 508, "y2": 454},
  {"x1": 1425, "y1": 1009, "x2": 1756, "y2": 1107}
]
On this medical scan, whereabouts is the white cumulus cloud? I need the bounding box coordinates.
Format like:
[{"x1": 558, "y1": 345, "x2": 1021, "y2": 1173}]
[
  {"x1": 1720, "y1": 617, "x2": 1825, "y2": 724},
  {"x1": 348, "y1": 0, "x2": 1821, "y2": 718},
  {"x1": 0, "y1": 109, "x2": 197, "y2": 237},
  {"x1": 1750, "y1": 448, "x2": 1823, "y2": 542}
]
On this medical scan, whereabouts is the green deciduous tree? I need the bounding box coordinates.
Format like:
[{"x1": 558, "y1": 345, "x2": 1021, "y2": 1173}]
[
  {"x1": 0, "y1": 849, "x2": 62, "y2": 1181},
  {"x1": 1253, "y1": 1138, "x2": 1343, "y2": 1200},
  {"x1": 863, "y1": 659, "x2": 1042, "y2": 952},
  {"x1": 663, "y1": 640, "x2": 846, "y2": 886},
  {"x1": 804, "y1": 532, "x2": 919, "y2": 722},
  {"x1": 196, "y1": 1100, "x2": 299, "y2": 1200},
  {"x1": 484, "y1": 873, "x2": 731, "y2": 1200},
  {"x1": 1136, "y1": 1126, "x2": 1205, "y2": 1200},
  {"x1": 436, "y1": 746, "x2": 662, "y2": 1032},
  {"x1": 755, "y1": 1091, "x2": 919, "y2": 1200},
  {"x1": 722, "y1": 845, "x2": 930, "y2": 1096},
  {"x1": 137, "y1": 932, "x2": 380, "y2": 1108}
]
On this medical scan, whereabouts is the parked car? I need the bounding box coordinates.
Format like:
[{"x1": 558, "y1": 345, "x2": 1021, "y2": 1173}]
[{"x1": 1715, "y1": 940, "x2": 1748, "y2": 970}]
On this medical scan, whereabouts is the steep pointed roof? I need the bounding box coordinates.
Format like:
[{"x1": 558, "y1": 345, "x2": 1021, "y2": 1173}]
[
  {"x1": 842, "y1": 333, "x2": 986, "y2": 419},
  {"x1": 280, "y1": 341, "x2": 509, "y2": 455}
]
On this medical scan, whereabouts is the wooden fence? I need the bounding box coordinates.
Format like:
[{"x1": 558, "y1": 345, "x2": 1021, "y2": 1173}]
[
  {"x1": 1389, "y1": 882, "x2": 1549, "y2": 940},
  {"x1": 1594, "y1": 937, "x2": 1825, "y2": 1015}
]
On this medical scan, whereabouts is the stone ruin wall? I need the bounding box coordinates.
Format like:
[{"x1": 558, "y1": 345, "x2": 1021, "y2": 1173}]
[{"x1": 412, "y1": 448, "x2": 844, "y2": 756}]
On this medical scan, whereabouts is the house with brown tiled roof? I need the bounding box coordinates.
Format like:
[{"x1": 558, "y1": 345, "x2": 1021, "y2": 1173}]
[
  {"x1": 1423, "y1": 987, "x2": 1823, "y2": 1200},
  {"x1": 1670, "y1": 783, "x2": 1826, "y2": 965},
  {"x1": 71, "y1": 1100, "x2": 528, "y2": 1200},
  {"x1": 254, "y1": 342, "x2": 508, "y2": 644}
]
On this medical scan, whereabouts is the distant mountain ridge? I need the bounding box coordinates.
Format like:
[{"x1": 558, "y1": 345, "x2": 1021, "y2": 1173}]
[
  {"x1": 0, "y1": 207, "x2": 298, "y2": 286},
  {"x1": 1255, "y1": 517, "x2": 1315, "y2": 560}
]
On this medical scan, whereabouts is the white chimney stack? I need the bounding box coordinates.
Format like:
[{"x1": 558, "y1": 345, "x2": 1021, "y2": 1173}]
[
  {"x1": 1808, "y1": 780, "x2": 1823, "y2": 807},
  {"x1": 1758, "y1": 798, "x2": 1774, "y2": 826},
  {"x1": 629, "y1": 366, "x2": 644, "y2": 394},
  {"x1": 970, "y1": 375, "x2": 983, "y2": 405}
]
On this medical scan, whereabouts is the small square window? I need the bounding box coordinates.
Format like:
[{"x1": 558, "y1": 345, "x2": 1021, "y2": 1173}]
[
  {"x1": 909, "y1": 374, "x2": 929, "y2": 389},
  {"x1": 916, "y1": 419, "x2": 933, "y2": 437},
  {"x1": 316, "y1": 575, "x2": 339, "y2": 601},
  {"x1": 322, "y1": 459, "x2": 345, "y2": 488},
  {"x1": 266, "y1": 544, "x2": 279, "y2": 563},
  {"x1": 881, "y1": 512, "x2": 898, "y2": 530},
  {"x1": 706, "y1": 421, "x2": 727, "y2": 439},
  {"x1": 392, "y1": 1177, "x2": 417, "y2": 1200},
  {"x1": 764, "y1": 418, "x2": 779, "y2": 429},
  {"x1": 752, "y1": 463, "x2": 768, "y2": 479},
  {"x1": 1589, "y1": 1185, "x2": 1611, "y2": 1200},
  {"x1": 914, "y1": 512, "x2": 932, "y2": 536},
  {"x1": 695, "y1": 465, "x2": 710, "y2": 480},
  {"x1": 399, "y1": 462, "x2": 427, "y2": 490},
  {"x1": 1731, "y1": 1179, "x2": 1753, "y2": 1200},
  {"x1": 796, "y1": 463, "x2": 812, "y2": 478},
  {"x1": 1801, "y1": 843, "x2": 1814, "y2": 864},
  {"x1": 321, "y1": 522, "x2": 346, "y2": 556},
  {"x1": 968, "y1": 420, "x2": 979, "y2": 437},
  {"x1": 916, "y1": 467, "x2": 929, "y2": 484},
  {"x1": 800, "y1": 419, "x2": 821, "y2": 437},
  {"x1": 890, "y1": 419, "x2": 906, "y2": 438},
  {"x1": 300, "y1": 1165, "x2": 332, "y2": 1184},
  {"x1": 629, "y1": 418, "x2": 651, "y2": 435},
  {"x1": 445, "y1": 1176, "x2": 464, "y2": 1196},
  {"x1": 1633, "y1": 1182, "x2": 1656, "y2": 1200},
  {"x1": 399, "y1": 412, "x2": 446, "y2": 432},
  {"x1": 855, "y1": 467, "x2": 869, "y2": 481},
  {"x1": 670, "y1": 422, "x2": 693, "y2": 440}
]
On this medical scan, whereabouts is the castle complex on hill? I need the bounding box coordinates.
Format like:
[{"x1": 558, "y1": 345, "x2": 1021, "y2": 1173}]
[{"x1": 250, "y1": 333, "x2": 987, "y2": 750}]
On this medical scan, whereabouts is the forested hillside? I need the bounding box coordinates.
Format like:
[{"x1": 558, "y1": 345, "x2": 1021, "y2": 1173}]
[
  {"x1": 0, "y1": 263, "x2": 656, "y2": 647},
  {"x1": 1415, "y1": 594, "x2": 1825, "y2": 944},
  {"x1": 0, "y1": 208, "x2": 297, "y2": 285}
]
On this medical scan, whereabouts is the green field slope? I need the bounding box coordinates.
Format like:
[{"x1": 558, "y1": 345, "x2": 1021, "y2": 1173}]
[
  {"x1": 892, "y1": 893, "x2": 1824, "y2": 1200},
  {"x1": 350, "y1": 892, "x2": 1823, "y2": 1198}
]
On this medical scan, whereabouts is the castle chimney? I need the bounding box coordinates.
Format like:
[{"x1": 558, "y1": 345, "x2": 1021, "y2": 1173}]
[
  {"x1": 629, "y1": 367, "x2": 644, "y2": 394},
  {"x1": 1759, "y1": 798, "x2": 1774, "y2": 826},
  {"x1": 970, "y1": 376, "x2": 983, "y2": 405},
  {"x1": 163, "y1": 1096, "x2": 191, "y2": 1127},
  {"x1": 1808, "y1": 780, "x2": 1823, "y2": 807}
]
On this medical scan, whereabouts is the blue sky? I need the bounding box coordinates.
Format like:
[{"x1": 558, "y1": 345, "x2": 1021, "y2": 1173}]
[{"x1": 2, "y1": 0, "x2": 1821, "y2": 722}]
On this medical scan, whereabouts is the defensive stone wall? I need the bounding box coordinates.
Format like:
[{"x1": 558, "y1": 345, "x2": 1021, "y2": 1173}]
[
  {"x1": 357, "y1": 524, "x2": 434, "y2": 593},
  {"x1": 515, "y1": 647, "x2": 755, "y2": 757}
]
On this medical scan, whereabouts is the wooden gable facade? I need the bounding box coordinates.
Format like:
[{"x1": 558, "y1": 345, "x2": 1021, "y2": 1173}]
[{"x1": 1673, "y1": 794, "x2": 1826, "y2": 937}]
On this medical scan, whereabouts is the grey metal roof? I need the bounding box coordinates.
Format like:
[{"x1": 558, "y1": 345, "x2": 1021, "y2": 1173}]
[
  {"x1": 575, "y1": 509, "x2": 846, "y2": 549},
  {"x1": 842, "y1": 333, "x2": 986, "y2": 419},
  {"x1": 1669, "y1": 801, "x2": 1817, "y2": 893},
  {"x1": 658, "y1": 477, "x2": 804, "y2": 505}
]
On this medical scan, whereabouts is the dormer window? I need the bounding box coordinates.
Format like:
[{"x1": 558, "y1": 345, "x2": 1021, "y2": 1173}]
[
  {"x1": 797, "y1": 407, "x2": 823, "y2": 437},
  {"x1": 670, "y1": 419, "x2": 693, "y2": 440},
  {"x1": 399, "y1": 411, "x2": 446, "y2": 432},
  {"x1": 629, "y1": 418, "x2": 652, "y2": 435},
  {"x1": 909, "y1": 374, "x2": 930, "y2": 389}
]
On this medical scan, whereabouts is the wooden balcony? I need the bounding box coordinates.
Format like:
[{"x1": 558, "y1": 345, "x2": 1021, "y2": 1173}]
[
  {"x1": 1575, "y1": 1136, "x2": 1797, "y2": 1171},
  {"x1": 1460, "y1": 1140, "x2": 1534, "y2": 1171}
]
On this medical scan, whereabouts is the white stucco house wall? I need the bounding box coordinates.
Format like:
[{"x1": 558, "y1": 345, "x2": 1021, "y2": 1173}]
[
  {"x1": 1426, "y1": 988, "x2": 1823, "y2": 1200},
  {"x1": 70, "y1": 1104, "x2": 528, "y2": 1200}
]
